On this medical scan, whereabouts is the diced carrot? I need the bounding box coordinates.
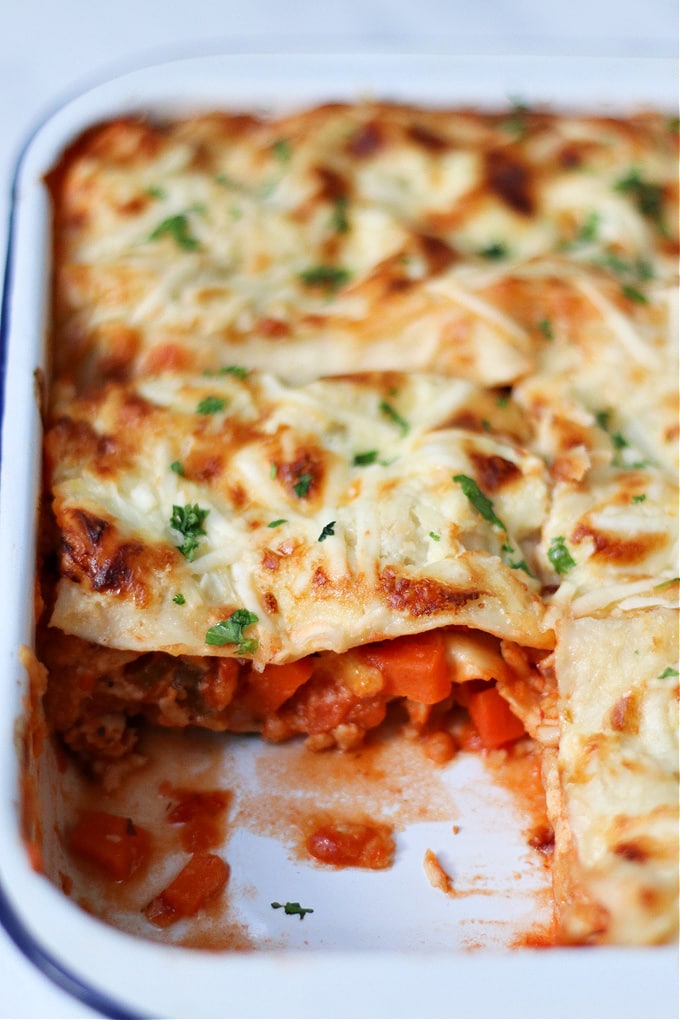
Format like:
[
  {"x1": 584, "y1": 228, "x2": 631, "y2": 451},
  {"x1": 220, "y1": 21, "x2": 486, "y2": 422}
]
[
  {"x1": 362, "y1": 631, "x2": 451, "y2": 705},
  {"x1": 68, "y1": 811, "x2": 151, "y2": 881},
  {"x1": 245, "y1": 657, "x2": 315, "y2": 715},
  {"x1": 166, "y1": 789, "x2": 231, "y2": 852},
  {"x1": 306, "y1": 822, "x2": 395, "y2": 869},
  {"x1": 467, "y1": 686, "x2": 526, "y2": 749},
  {"x1": 145, "y1": 852, "x2": 229, "y2": 928}
]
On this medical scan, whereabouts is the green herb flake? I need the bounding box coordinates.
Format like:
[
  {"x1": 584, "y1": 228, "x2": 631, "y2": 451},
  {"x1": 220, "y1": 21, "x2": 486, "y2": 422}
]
[
  {"x1": 353, "y1": 450, "x2": 379, "y2": 466},
  {"x1": 615, "y1": 168, "x2": 666, "y2": 230},
  {"x1": 547, "y1": 535, "x2": 576, "y2": 575},
  {"x1": 379, "y1": 400, "x2": 409, "y2": 436},
  {"x1": 599, "y1": 251, "x2": 654, "y2": 282},
  {"x1": 271, "y1": 901, "x2": 314, "y2": 920},
  {"x1": 318, "y1": 521, "x2": 336, "y2": 542},
  {"x1": 196, "y1": 395, "x2": 227, "y2": 415},
  {"x1": 149, "y1": 213, "x2": 200, "y2": 252},
  {"x1": 170, "y1": 460, "x2": 185, "y2": 476},
  {"x1": 538, "y1": 318, "x2": 554, "y2": 340},
  {"x1": 205, "y1": 609, "x2": 259, "y2": 654},
  {"x1": 653, "y1": 577, "x2": 679, "y2": 590},
  {"x1": 501, "y1": 97, "x2": 529, "y2": 137},
  {"x1": 479, "y1": 241, "x2": 509, "y2": 260},
  {"x1": 631, "y1": 494, "x2": 647, "y2": 504},
  {"x1": 453, "y1": 474, "x2": 506, "y2": 531},
  {"x1": 170, "y1": 503, "x2": 210, "y2": 562},
  {"x1": 576, "y1": 211, "x2": 600, "y2": 244},
  {"x1": 144, "y1": 185, "x2": 166, "y2": 200},
  {"x1": 293, "y1": 473, "x2": 313, "y2": 498},
  {"x1": 331, "y1": 196, "x2": 350, "y2": 233},
  {"x1": 217, "y1": 365, "x2": 248, "y2": 379},
  {"x1": 658, "y1": 666, "x2": 679, "y2": 679},
  {"x1": 267, "y1": 518, "x2": 288, "y2": 528},
  {"x1": 270, "y1": 463, "x2": 278, "y2": 479},
  {"x1": 621, "y1": 283, "x2": 648, "y2": 304},
  {"x1": 299, "y1": 265, "x2": 351, "y2": 294},
  {"x1": 429, "y1": 531, "x2": 441, "y2": 542},
  {"x1": 172, "y1": 593, "x2": 186, "y2": 605},
  {"x1": 273, "y1": 138, "x2": 292, "y2": 162}
]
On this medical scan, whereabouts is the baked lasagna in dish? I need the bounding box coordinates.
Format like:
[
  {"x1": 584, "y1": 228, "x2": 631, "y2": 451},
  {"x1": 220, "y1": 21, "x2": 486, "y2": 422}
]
[{"x1": 39, "y1": 101, "x2": 678, "y2": 945}]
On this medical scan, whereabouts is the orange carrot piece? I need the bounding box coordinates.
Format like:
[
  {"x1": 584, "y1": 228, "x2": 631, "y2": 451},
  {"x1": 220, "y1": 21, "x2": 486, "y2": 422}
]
[
  {"x1": 68, "y1": 811, "x2": 151, "y2": 881},
  {"x1": 245, "y1": 657, "x2": 315, "y2": 715},
  {"x1": 145, "y1": 852, "x2": 229, "y2": 927},
  {"x1": 467, "y1": 686, "x2": 526, "y2": 749},
  {"x1": 362, "y1": 631, "x2": 450, "y2": 704}
]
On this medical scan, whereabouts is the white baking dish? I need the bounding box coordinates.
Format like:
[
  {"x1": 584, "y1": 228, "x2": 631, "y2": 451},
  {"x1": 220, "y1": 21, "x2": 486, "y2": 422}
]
[{"x1": 0, "y1": 52, "x2": 677, "y2": 1019}]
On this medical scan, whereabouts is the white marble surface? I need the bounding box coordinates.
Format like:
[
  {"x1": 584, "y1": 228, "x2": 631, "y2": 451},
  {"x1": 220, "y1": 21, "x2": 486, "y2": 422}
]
[{"x1": 0, "y1": 1, "x2": 676, "y2": 1016}]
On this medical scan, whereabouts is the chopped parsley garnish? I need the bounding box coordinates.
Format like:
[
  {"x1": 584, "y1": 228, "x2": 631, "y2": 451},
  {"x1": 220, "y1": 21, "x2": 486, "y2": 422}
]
[
  {"x1": 615, "y1": 168, "x2": 666, "y2": 231},
  {"x1": 172, "y1": 593, "x2": 186, "y2": 605},
  {"x1": 318, "y1": 521, "x2": 336, "y2": 542},
  {"x1": 632, "y1": 494, "x2": 647, "y2": 504},
  {"x1": 205, "y1": 609, "x2": 259, "y2": 654},
  {"x1": 379, "y1": 400, "x2": 409, "y2": 435},
  {"x1": 273, "y1": 138, "x2": 292, "y2": 162},
  {"x1": 479, "y1": 241, "x2": 509, "y2": 260},
  {"x1": 353, "y1": 450, "x2": 379, "y2": 466},
  {"x1": 538, "y1": 318, "x2": 554, "y2": 340},
  {"x1": 658, "y1": 666, "x2": 679, "y2": 679},
  {"x1": 453, "y1": 474, "x2": 506, "y2": 531},
  {"x1": 267, "y1": 518, "x2": 288, "y2": 528},
  {"x1": 547, "y1": 536, "x2": 576, "y2": 575},
  {"x1": 621, "y1": 283, "x2": 648, "y2": 304},
  {"x1": 299, "y1": 265, "x2": 351, "y2": 294},
  {"x1": 496, "y1": 393, "x2": 510, "y2": 408},
  {"x1": 217, "y1": 365, "x2": 248, "y2": 379},
  {"x1": 144, "y1": 185, "x2": 166, "y2": 200},
  {"x1": 598, "y1": 251, "x2": 654, "y2": 282},
  {"x1": 293, "y1": 473, "x2": 313, "y2": 498},
  {"x1": 654, "y1": 577, "x2": 679, "y2": 590},
  {"x1": 331, "y1": 196, "x2": 350, "y2": 233},
  {"x1": 196, "y1": 395, "x2": 227, "y2": 415},
  {"x1": 501, "y1": 541, "x2": 534, "y2": 576},
  {"x1": 501, "y1": 96, "x2": 529, "y2": 137},
  {"x1": 271, "y1": 901, "x2": 314, "y2": 920},
  {"x1": 149, "y1": 213, "x2": 200, "y2": 251},
  {"x1": 170, "y1": 503, "x2": 210, "y2": 562},
  {"x1": 575, "y1": 211, "x2": 600, "y2": 244},
  {"x1": 595, "y1": 409, "x2": 652, "y2": 469},
  {"x1": 429, "y1": 531, "x2": 441, "y2": 541},
  {"x1": 170, "y1": 460, "x2": 184, "y2": 476}
]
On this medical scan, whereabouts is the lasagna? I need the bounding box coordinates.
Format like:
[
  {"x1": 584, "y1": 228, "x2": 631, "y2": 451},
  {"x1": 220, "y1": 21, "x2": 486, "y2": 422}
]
[{"x1": 40, "y1": 101, "x2": 679, "y2": 945}]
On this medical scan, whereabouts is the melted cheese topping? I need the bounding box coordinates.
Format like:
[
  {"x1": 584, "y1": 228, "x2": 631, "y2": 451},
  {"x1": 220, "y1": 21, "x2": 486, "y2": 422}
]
[
  {"x1": 50, "y1": 104, "x2": 678, "y2": 394},
  {"x1": 47, "y1": 372, "x2": 551, "y2": 663},
  {"x1": 44, "y1": 101, "x2": 679, "y2": 945}
]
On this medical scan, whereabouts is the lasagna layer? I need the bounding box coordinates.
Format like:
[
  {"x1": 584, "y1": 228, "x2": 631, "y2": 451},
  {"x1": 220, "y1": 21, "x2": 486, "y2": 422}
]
[
  {"x1": 48, "y1": 104, "x2": 677, "y2": 393},
  {"x1": 45, "y1": 370, "x2": 552, "y2": 662}
]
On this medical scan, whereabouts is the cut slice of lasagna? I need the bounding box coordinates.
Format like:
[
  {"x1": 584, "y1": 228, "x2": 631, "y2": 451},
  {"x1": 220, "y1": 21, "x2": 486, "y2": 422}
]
[
  {"x1": 41, "y1": 370, "x2": 554, "y2": 760},
  {"x1": 40, "y1": 99, "x2": 679, "y2": 946}
]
